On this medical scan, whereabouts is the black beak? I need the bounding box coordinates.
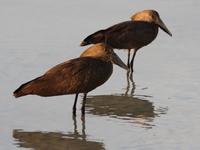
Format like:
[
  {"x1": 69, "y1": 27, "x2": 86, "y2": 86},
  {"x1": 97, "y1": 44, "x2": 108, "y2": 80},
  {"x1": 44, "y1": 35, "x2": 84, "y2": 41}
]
[
  {"x1": 110, "y1": 52, "x2": 129, "y2": 71},
  {"x1": 157, "y1": 17, "x2": 172, "y2": 36}
]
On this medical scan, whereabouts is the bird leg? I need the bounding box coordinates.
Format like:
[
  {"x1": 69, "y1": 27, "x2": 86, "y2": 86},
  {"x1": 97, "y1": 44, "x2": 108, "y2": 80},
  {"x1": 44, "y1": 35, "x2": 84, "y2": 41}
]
[
  {"x1": 81, "y1": 93, "x2": 87, "y2": 115},
  {"x1": 130, "y1": 49, "x2": 137, "y2": 72},
  {"x1": 127, "y1": 49, "x2": 131, "y2": 68},
  {"x1": 73, "y1": 94, "x2": 79, "y2": 116}
]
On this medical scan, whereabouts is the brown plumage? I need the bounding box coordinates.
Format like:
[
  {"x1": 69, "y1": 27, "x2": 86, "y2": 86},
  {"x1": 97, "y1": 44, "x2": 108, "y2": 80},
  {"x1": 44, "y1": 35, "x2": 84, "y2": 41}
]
[
  {"x1": 80, "y1": 10, "x2": 172, "y2": 72},
  {"x1": 13, "y1": 43, "x2": 128, "y2": 115}
]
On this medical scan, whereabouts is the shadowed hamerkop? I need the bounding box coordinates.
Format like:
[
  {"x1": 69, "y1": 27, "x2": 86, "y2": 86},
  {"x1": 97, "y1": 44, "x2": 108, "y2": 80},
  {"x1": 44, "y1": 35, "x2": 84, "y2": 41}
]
[
  {"x1": 13, "y1": 43, "x2": 128, "y2": 115},
  {"x1": 80, "y1": 10, "x2": 172, "y2": 72}
]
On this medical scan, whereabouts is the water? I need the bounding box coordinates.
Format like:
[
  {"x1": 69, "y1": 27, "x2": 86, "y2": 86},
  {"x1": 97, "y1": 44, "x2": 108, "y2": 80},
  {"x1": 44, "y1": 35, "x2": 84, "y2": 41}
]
[{"x1": 1, "y1": 0, "x2": 200, "y2": 149}]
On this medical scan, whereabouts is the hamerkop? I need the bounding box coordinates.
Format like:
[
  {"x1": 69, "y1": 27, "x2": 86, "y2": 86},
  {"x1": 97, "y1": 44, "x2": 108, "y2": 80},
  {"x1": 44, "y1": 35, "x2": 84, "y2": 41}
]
[
  {"x1": 13, "y1": 43, "x2": 128, "y2": 115},
  {"x1": 80, "y1": 10, "x2": 172, "y2": 72}
]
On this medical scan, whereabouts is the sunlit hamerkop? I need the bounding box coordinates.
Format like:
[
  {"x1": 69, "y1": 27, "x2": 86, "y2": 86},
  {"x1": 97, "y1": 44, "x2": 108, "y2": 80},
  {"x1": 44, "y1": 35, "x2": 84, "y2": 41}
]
[
  {"x1": 13, "y1": 43, "x2": 128, "y2": 115},
  {"x1": 80, "y1": 10, "x2": 172, "y2": 72}
]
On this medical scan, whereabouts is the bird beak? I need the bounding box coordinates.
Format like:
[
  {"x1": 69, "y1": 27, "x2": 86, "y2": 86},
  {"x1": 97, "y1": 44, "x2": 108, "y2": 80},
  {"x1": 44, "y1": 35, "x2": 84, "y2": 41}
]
[
  {"x1": 157, "y1": 18, "x2": 172, "y2": 36},
  {"x1": 110, "y1": 52, "x2": 129, "y2": 71}
]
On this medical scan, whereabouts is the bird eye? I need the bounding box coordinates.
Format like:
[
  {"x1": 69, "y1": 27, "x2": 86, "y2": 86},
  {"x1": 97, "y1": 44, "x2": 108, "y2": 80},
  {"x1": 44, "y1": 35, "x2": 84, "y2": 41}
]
[
  {"x1": 104, "y1": 48, "x2": 109, "y2": 53},
  {"x1": 150, "y1": 15, "x2": 155, "y2": 19}
]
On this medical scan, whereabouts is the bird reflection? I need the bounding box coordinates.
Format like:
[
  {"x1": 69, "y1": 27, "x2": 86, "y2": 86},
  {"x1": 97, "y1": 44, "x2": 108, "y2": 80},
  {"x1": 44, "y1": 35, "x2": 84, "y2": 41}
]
[
  {"x1": 85, "y1": 94, "x2": 168, "y2": 129},
  {"x1": 72, "y1": 115, "x2": 86, "y2": 141},
  {"x1": 13, "y1": 116, "x2": 105, "y2": 150},
  {"x1": 125, "y1": 71, "x2": 135, "y2": 96}
]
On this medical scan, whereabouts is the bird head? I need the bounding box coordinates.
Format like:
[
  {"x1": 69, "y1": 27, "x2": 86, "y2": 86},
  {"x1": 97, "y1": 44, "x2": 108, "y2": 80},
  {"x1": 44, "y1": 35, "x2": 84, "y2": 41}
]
[
  {"x1": 80, "y1": 43, "x2": 129, "y2": 71},
  {"x1": 131, "y1": 10, "x2": 172, "y2": 36}
]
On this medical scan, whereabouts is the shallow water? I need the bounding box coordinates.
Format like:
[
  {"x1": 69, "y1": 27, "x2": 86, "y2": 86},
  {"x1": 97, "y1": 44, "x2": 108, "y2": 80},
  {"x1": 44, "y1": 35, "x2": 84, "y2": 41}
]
[{"x1": 1, "y1": 0, "x2": 200, "y2": 150}]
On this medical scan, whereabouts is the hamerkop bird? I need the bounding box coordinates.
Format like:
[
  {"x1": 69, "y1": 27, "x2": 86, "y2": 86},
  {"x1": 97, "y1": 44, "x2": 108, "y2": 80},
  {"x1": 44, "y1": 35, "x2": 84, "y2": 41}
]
[
  {"x1": 80, "y1": 10, "x2": 172, "y2": 72},
  {"x1": 13, "y1": 43, "x2": 128, "y2": 115}
]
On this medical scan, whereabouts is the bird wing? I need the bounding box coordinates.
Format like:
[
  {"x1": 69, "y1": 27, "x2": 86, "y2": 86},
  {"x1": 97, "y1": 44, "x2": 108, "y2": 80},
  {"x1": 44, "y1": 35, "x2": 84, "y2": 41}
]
[
  {"x1": 80, "y1": 21, "x2": 132, "y2": 46},
  {"x1": 81, "y1": 21, "x2": 158, "y2": 49},
  {"x1": 16, "y1": 57, "x2": 112, "y2": 97},
  {"x1": 19, "y1": 58, "x2": 89, "y2": 96}
]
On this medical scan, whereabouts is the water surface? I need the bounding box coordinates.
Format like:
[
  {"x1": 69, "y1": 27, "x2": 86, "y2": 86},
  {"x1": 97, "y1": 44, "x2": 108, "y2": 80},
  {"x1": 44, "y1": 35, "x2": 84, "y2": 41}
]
[{"x1": 1, "y1": 0, "x2": 200, "y2": 150}]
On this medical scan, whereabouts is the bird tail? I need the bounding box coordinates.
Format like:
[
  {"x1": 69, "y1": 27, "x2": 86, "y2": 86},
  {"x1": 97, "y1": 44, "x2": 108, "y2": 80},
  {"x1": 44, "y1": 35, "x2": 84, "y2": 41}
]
[
  {"x1": 12, "y1": 76, "x2": 40, "y2": 98},
  {"x1": 13, "y1": 81, "x2": 31, "y2": 98},
  {"x1": 80, "y1": 29, "x2": 106, "y2": 46},
  {"x1": 13, "y1": 89, "x2": 26, "y2": 98},
  {"x1": 80, "y1": 40, "x2": 90, "y2": 46}
]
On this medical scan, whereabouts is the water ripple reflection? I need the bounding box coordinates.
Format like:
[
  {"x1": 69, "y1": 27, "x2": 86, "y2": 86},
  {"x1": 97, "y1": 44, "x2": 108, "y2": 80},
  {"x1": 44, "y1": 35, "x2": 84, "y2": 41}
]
[
  {"x1": 85, "y1": 94, "x2": 168, "y2": 129},
  {"x1": 13, "y1": 116, "x2": 105, "y2": 150}
]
